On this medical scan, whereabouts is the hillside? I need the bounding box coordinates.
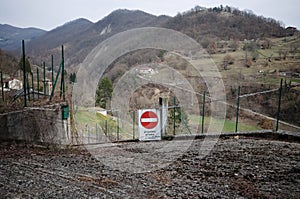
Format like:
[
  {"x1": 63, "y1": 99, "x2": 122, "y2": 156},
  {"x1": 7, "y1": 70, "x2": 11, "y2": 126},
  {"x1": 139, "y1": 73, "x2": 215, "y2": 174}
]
[
  {"x1": 67, "y1": 9, "x2": 169, "y2": 68},
  {"x1": 163, "y1": 6, "x2": 289, "y2": 43},
  {"x1": 26, "y1": 9, "x2": 170, "y2": 69},
  {"x1": 0, "y1": 49, "x2": 18, "y2": 75},
  {"x1": 26, "y1": 18, "x2": 93, "y2": 67},
  {"x1": 2, "y1": 7, "x2": 296, "y2": 70},
  {"x1": 26, "y1": 7, "x2": 295, "y2": 69},
  {"x1": 1, "y1": 6, "x2": 298, "y2": 77},
  {"x1": 0, "y1": 24, "x2": 46, "y2": 51},
  {"x1": 27, "y1": 18, "x2": 93, "y2": 51},
  {"x1": 0, "y1": 6, "x2": 299, "y2": 130}
]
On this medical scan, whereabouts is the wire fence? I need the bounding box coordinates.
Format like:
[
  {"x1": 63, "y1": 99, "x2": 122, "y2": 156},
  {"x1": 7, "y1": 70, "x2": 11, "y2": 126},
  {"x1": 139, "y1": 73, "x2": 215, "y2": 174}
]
[
  {"x1": 237, "y1": 79, "x2": 300, "y2": 132},
  {"x1": 74, "y1": 78, "x2": 300, "y2": 145},
  {"x1": 1, "y1": 40, "x2": 299, "y2": 144},
  {"x1": 0, "y1": 42, "x2": 66, "y2": 113}
]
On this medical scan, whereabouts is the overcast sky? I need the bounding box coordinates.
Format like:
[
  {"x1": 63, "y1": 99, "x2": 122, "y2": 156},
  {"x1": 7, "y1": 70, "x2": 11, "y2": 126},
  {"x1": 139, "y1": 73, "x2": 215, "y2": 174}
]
[{"x1": 0, "y1": 0, "x2": 299, "y2": 30}]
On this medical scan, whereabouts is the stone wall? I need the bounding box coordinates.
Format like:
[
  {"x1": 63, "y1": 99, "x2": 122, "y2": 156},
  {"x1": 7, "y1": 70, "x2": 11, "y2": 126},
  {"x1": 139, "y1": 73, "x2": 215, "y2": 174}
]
[{"x1": 0, "y1": 104, "x2": 72, "y2": 145}]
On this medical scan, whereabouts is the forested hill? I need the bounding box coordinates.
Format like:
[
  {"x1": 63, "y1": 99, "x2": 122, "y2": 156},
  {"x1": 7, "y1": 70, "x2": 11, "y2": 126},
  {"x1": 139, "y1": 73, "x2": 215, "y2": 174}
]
[
  {"x1": 164, "y1": 5, "x2": 291, "y2": 42},
  {"x1": 26, "y1": 9, "x2": 169, "y2": 68},
  {"x1": 0, "y1": 49, "x2": 18, "y2": 75},
  {"x1": 0, "y1": 24, "x2": 46, "y2": 51},
  {"x1": 1, "y1": 6, "x2": 297, "y2": 69}
]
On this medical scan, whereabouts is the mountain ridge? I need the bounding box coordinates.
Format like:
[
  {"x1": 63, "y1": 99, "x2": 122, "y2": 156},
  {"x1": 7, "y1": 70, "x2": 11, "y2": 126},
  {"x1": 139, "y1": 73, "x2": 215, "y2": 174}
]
[
  {"x1": 0, "y1": 24, "x2": 46, "y2": 51},
  {"x1": 26, "y1": 9, "x2": 170, "y2": 68},
  {"x1": 0, "y1": 7, "x2": 297, "y2": 69}
]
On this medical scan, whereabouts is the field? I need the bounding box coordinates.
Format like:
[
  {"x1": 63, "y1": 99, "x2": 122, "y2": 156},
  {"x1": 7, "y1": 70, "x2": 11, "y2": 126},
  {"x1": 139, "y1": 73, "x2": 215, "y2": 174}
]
[
  {"x1": 189, "y1": 115, "x2": 261, "y2": 133},
  {"x1": 211, "y1": 35, "x2": 300, "y2": 87},
  {"x1": 208, "y1": 35, "x2": 300, "y2": 129},
  {"x1": 73, "y1": 35, "x2": 300, "y2": 141}
]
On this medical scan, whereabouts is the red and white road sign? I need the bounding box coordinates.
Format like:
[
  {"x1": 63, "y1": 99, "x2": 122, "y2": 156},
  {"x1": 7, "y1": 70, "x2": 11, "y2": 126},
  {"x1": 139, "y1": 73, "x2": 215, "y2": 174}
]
[
  {"x1": 140, "y1": 111, "x2": 158, "y2": 129},
  {"x1": 138, "y1": 109, "x2": 161, "y2": 141}
]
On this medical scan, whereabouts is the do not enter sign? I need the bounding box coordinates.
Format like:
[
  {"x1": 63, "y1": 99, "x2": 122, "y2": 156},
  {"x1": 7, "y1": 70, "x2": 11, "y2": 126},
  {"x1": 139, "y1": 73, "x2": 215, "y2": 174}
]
[
  {"x1": 140, "y1": 111, "x2": 158, "y2": 129},
  {"x1": 138, "y1": 109, "x2": 161, "y2": 141}
]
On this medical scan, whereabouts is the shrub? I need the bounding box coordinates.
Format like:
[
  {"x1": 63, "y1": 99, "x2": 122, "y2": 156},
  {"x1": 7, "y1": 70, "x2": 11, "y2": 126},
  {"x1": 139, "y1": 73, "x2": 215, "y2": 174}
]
[
  {"x1": 224, "y1": 54, "x2": 235, "y2": 64},
  {"x1": 223, "y1": 54, "x2": 235, "y2": 70},
  {"x1": 259, "y1": 118, "x2": 273, "y2": 129}
]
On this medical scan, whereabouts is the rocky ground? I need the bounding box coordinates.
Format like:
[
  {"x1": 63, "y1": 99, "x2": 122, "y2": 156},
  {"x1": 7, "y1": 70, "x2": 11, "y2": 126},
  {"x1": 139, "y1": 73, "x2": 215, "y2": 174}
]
[{"x1": 0, "y1": 136, "x2": 299, "y2": 198}]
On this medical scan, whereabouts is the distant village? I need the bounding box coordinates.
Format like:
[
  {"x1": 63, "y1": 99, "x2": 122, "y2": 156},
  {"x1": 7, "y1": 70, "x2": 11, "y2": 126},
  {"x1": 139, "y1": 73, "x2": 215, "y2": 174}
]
[{"x1": 0, "y1": 69, "x2": 53, "y2": 101}]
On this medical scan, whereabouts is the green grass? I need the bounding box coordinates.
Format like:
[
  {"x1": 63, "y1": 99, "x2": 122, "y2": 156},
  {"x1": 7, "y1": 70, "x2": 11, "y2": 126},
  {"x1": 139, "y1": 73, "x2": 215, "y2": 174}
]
[
  {"x1": 74, "y1": 108, "x2": 136, "y2": 140},
  {"x1": 75, "y1": 109, "x2": 99, "y2": 125},
  {"x1": 208, "y1": 36, "x2": 300, "y2": 88},
  {"x1": 292, "y1": 78, "x2": 300, "y2": 83},
  {"x1": 189, "y1": 114, "x2": 261, "y2": 133},
  {"x1": 75, "y1": 109, "x2": 261, "y2": 140},
  {"x1": 222, "y1": 119, "x2": 261, "y2": 132}
]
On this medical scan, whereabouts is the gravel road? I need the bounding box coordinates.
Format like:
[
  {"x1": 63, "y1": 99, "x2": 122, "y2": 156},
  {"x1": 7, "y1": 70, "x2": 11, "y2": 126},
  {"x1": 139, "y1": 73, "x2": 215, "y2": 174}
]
[{"x1": 0, "y1": 137, "x2": 299, "y2": 198}]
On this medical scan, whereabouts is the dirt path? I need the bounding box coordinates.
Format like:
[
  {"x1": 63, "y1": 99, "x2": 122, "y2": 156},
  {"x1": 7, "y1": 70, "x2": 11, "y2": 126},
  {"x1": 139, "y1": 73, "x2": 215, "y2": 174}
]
[{"x1": 0, "y1": 137, "x2": 299, "y2": 198}]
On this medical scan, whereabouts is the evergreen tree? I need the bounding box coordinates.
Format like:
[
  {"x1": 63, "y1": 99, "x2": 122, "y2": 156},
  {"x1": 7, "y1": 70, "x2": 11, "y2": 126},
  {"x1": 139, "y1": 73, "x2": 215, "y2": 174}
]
[
  {"x1": 18, "y1": 57, "x2": 32, "y2": 74},
  {"x1": 96, "y1": 77, "x2": 113, "y2": 109},
  {"x1": 69, "y1": 72, "x2": 76, "y2": 83}
]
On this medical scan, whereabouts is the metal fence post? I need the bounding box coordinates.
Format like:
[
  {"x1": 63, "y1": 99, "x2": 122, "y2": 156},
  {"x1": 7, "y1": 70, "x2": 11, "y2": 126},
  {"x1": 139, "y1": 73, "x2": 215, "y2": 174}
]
[
  {"x1": 50, "y1": 62, "x2": 62, "y2": 102},
  {"x1": 181, "y1": 109, "x2": 192, "y2": 134},
  {"x1": 173, "y1": 96, "x2": 176, "y2": 135},
  {"x1": 105, "y1": 120, "x2": 108, "y2": 136},
  {"x1": 62, "y1": 45, "x2": 65, "y2": 101},
  {"x1": 60, "y1": 45, "x2": 65, "y2": 101},
  {"x1": 43, "y1": 62, "x2": 46, "y2": 95},
  {"x1": 235, "y1": 86, "x2": 241, "y2": 133},
  {"x1": 51, "y1": 55, "x2": 54, "y2": 84},
  {"x1": 26, "y1": 73, "x2": 30, "y2": 101},
  {"x1": 276, "y1": 79, "x2": 283, "y2": 132},
  {"x1": 133, "y1": 111, "x2": 135, "y2": 139},
  {"x1": 96, "y1": 123, "x2": 98, "y2": 142},
  {"x1": 117, "y1": 112, "x2": 120, "y2": 141},
  {"x1": 202, "y1": 91, "x2": 206, "y2": 134},
  {"x1": 22, "y1": 40, "x2": 27, "y2": 107},
  {"x1": 0, "y1": 71, "x2": 4, "y2": 102},
  {"x1": 31, "y1": 72, "x2": 34, "y2": 100},
  {"x1": 37, "y1": 68, "x2": 40, "y2": 99},
  {"x1": 88, "y1": 126, "x2": 90, "y2": 144}
]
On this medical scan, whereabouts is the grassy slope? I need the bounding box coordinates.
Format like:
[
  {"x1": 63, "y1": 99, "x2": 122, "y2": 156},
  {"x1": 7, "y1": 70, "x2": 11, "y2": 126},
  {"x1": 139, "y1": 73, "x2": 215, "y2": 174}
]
[
  {"x1": 189, "y1": 115, "x2": 261, "y2": 133},
  {"x1": 211, "y1": 35, "x2": 300, "y2": 87},
  {"x1": 74, "y1": 36, "x2": 299, "y2": 137},
  {"x1": 75, "y1": 107, "x2": 137, "y2": 140}
]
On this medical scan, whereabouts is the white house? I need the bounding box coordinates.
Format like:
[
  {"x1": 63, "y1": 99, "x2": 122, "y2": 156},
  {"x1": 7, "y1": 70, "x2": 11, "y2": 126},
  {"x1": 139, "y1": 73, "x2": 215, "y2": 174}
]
[
  {"x1": 139, "y1": 66, "x2": 154, "y2": 75},
  {"x1": 93, "y1": 106, "x2": 108, "y2": 116},
  {"x1": 8, "y1": 79, "x2": 23, "y2": 90},
  {"x1": 2, "y1": 77, "x2": 23, "y2": 91},
  {"x1": 43, "y1": 79, "x2": 53, "y2": 95}
]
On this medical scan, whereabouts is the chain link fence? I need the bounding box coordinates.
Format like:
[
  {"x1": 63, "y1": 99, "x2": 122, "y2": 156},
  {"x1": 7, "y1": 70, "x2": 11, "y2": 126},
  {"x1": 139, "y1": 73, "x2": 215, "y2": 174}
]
[{"x1": 75, "y1": 78, "x2": 299, "y2": 144}]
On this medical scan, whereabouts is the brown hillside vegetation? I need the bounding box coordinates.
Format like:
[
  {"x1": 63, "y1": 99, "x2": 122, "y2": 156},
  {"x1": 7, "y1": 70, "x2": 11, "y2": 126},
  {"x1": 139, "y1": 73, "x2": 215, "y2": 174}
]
[
  {"x1": 0, "y1": 49, "x2": 18, "y2": 75},
  {"x1": 23, "y1": 6, "x2": 294, "y2": 70},
  {"x1": 164, "y1": 5, "x2": 287, "y2": 42},
  {"x1": 26, "y1": 10, "x2": 169, "y2": 69},
  {"x1": 1, "y1": 6, "x2": 299, "y2": 129}
]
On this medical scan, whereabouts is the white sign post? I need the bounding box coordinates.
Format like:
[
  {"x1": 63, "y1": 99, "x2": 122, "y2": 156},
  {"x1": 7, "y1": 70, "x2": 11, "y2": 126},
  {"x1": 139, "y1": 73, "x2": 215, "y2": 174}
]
[{"x1": 138, "y1": 109, "x2": 161, "y2": 141}]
